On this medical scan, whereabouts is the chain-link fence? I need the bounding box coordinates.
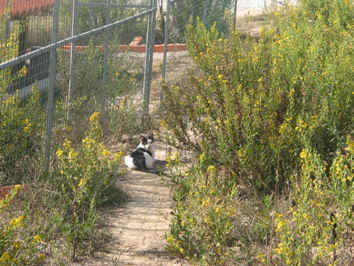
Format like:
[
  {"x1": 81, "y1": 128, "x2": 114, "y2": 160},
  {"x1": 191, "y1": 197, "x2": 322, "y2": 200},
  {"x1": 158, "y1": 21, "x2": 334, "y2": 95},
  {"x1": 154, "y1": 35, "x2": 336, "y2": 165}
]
[
  {"x1": 0, "y1": 0, "x2": 157, "y2": 184},
  {"x1": 159, "y1": 0, "x2": 238, "y2": 101},
  {"x1": 159, "y1": 0, "x2": 288, "y2": 98},
  {"x1": 0, "y1": 0, "x2": 289, "y2": 184}
]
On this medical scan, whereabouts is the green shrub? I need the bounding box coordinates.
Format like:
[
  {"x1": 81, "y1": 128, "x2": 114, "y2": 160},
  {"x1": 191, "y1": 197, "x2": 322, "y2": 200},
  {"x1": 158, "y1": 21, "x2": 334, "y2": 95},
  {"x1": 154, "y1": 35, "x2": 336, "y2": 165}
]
[
  {"x1": 0, "y1": 20, "x2": 45, "y2": 185},
  {"x1": 166, "y1": 157, "x2": 237, "y2": 265},
  {"x1": 272, "y1": 136, "x2": 353, "y2": 265},
  {"x1": 162, "y1": 0, "x2": 353, "y2": 193},
  {"x1": 0, "y1": 89, "x2": 45, "y2": 185},
  {"x1": 0, "y1": 186, "x2": 46, "y2": 265},
  {"x1": 53, "y1": 111, "x2": 123, "y2": 259},
  {"x1": 170, "y1": 0, "x2": 233, "y2": 42},
  {"x1": 164, "y1": 0, "x2": 353, "y2": 264}
]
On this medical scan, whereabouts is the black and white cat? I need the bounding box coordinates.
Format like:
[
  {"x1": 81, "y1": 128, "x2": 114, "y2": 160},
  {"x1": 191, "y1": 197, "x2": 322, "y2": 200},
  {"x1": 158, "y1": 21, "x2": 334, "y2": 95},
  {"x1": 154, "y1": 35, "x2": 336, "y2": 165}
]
[{"x1": 124, "y1": 134, "x2": 155, "y2": 170}]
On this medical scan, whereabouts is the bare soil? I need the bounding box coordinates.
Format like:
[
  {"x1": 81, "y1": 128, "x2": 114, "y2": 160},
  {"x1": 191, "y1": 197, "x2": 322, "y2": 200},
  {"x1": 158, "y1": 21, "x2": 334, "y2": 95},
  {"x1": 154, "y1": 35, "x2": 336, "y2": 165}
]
[{"x1": 71, "y1": 52, "x2": 191, "y2": 266}]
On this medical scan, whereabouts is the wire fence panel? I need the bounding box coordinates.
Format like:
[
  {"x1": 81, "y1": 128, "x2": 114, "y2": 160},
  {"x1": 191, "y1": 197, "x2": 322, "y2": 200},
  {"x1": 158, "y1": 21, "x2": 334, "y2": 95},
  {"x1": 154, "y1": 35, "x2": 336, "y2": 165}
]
[
  {"x1": 0, "y1": 0, "x2": 53, "y2": 96},
  {"x1": 0, "y1": 0, "x2": 54, "y2": 184},
  {"x1": 0, "y1": 0, "x2": 156, "y2": 182},
  {"x1": 159, "y1": 0, "x2": 287, "y2": 95},
  {"x1": 159, "y1": 0, "x2": 236, "y2": 102},
  {"x1": 0, "y1": 0, "x2": 287, "y2": 183}
]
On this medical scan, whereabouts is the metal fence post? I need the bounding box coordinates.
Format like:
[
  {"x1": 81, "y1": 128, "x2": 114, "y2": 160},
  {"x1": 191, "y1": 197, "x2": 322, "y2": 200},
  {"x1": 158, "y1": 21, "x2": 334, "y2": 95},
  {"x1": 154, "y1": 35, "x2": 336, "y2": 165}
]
[
  {"x1": 67, "y1": 0, "x2": 78, "y2": 121},
  {"x1": 162, "y1": 0, "x2": 171, "y2": 78},
  {"x1": 234, "y1": 0, "x2": 238, "y2": 30},
  {"x1": 44, "y1": 0, "x2": 60, "y2": 173},
  {"x1": 202, "y1": 0, "x2": 211, "y2": 26},
  {"x1": 103, "y1": 0, "x2": 111, "y2": 101},
  {"x1": 143, "y1": 0, "x2": 157, "y2": 113},
  {"x1": 161, "y1": 0, "x2": 170, "y2": 102}
]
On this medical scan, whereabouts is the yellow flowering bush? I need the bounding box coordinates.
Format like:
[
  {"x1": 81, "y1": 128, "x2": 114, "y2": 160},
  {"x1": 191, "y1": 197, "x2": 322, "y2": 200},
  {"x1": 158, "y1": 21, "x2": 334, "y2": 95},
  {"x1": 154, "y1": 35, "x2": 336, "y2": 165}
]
[
  {"x1": 163, "y1": 0, "x2": 353, "y2": 264},
  {"x1": 0, "y1": 16, "x2": 45, "y2": 186},
  {"x1": 0, "y1": 30, "x2": 19, "y2": 89},
  {"x1": 53, "y1": 111, "x2": 123, "y2": 259},
  {"x1": 0, "y1": 186, "x2": 45, "y2": 265},
  {"x1": 0, "y1": 88, "x2": 45, "y2": 185},
  {"x1": 167, "y1": 157, "x2": 238, "y2": 265},
  {"x1": 273, "y1": 137, "x2": 353, "y2": 265},
  {"x1": 0, "y1": 19, "x2": 29, "y2": 93},
  {"x1": 162, "y1": 0, "x2": 353, "y2": 193}
]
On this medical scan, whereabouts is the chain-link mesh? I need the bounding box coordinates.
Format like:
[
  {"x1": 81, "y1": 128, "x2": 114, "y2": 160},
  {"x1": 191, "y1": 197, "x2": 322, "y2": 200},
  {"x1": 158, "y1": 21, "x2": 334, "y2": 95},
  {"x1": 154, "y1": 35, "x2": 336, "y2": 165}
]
[
  {"x1": 159, "y1": 0, "x2": 283, "y2": 94},
  {"x1": 0, "y1": 0, "x2": 156, "y2": 184},
  {"x1": 167, "y1": 0, "x2": 233, "y2": 43},
  {"x1": 0, "y1": 0, "x2": 285, "y2": 183},
  {"x1": 0, "y1": 0, "x2": 54, "y2": 184}
]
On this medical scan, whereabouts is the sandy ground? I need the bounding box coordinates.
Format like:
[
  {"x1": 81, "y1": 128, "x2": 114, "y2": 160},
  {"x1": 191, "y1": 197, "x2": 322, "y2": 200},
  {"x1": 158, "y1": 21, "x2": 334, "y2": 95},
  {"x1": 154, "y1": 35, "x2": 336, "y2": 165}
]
[
  {"x1": 71, "y1": 141, "x2": 187, "y2": 266},
  {"x1": 71, "y1": 52, "x2": 190, "y2": 266},
  {"x1": 103, "y1": 142, "x2": 185, "y2": 266}
]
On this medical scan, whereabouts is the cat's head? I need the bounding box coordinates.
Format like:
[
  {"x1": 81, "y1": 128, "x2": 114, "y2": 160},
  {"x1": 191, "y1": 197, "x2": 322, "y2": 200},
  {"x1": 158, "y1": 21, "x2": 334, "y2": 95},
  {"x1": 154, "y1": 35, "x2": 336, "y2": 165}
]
[{"x1": 137, "y1": 133, "x2": 154, "y2": 150}]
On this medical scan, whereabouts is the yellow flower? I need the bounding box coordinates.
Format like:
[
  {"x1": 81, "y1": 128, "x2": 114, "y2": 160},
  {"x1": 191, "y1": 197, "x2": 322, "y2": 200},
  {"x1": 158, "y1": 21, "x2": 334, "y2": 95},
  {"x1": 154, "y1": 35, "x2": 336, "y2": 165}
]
[
  {"x1": 9, "y1": 215, "x2": 24, "y2": 228},
  {"x1": 101, "y1": 148, "x2": 111, "y2": 158},
  {"x1": 0, "y1": 252, "x2": 11, "y2": 262},
  {"x1": 14, "y1": 184, "x2": 21, "y2": 190},
  {"x1": 113, "y1": 152, "x2": 122, "y2": 161},
  {"x1": 78, "y1": 178, "x2": 86, "y2": 187},
  {"x1": 56, "y1": 149, "x2": 64, "y2": 158},
  {"x1": 207, "y1": 165, "x2": 216, "y2": 175},
  {"x1": 32, "y1": 234, "x2": 42, "y2": 243},
  {"x1": 166, "y1": 234, "x2": 176, "y2": 243},
  {"x1": 276, "y1": 219, "x2": 286, "y2": 232},
  {"x1": 200, "y1": 153, "x2": 206, "y2": 163},
  {"x1": 256, "y1": 253, "x2": 266, "y2": 263},
  {"x1": 63, "y1": 139, "x2": 72, "y2": 149},
  {"x1": 89, "y1": 112, "x2": 100, "y2": 122},
  {"x1": 68, "y1": 150, "x2": 78, "y2": 160},
  {"x1": 344, "y1": 136, "x2": 354, "y2": 153},
  {"x1": 204, "y1": 217, "x2": 210, "y2": 224},
  {"x1": 299, "y1": 150, "x2": 307, "y2": 159},
  {"x1": 14, "y1": 241, "x2": 21, "y2": 249},
  {"x1": 24, "y1": 123, "x2": 32, "y2": 133}
]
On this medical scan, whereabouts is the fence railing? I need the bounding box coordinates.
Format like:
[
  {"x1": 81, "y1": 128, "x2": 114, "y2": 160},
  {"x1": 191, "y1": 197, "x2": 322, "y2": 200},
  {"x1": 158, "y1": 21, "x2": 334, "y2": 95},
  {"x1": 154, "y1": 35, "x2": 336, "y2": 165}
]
[
  {"x1": 159, "y1": 0, "x2": 285, "y2": 98},
  {"x1": 0, "y1": 0, "x2": 282, "y2": 182},
  {"x1": 0, "y1": 0, "x2": 157, "y2": 178}
]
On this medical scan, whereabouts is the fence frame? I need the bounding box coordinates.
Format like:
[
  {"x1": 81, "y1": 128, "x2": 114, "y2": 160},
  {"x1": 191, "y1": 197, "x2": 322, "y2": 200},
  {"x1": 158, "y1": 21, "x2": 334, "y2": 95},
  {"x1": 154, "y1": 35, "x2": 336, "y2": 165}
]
[{"x1": 0, "y1": 0, "x2": 158, "y2": 173}]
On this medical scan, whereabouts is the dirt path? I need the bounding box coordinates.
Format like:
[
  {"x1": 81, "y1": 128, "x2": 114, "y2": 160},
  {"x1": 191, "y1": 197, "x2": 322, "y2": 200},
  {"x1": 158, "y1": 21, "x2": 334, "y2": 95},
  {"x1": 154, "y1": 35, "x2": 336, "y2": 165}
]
[
  {"x1": 75, "y1": 21, "x2": 263, "y2": 264},
  {"x1": 73, "y1": 53, "x2": 190, "y2": 266},
  {"x1": 105, "y1": 53, "x2": 192, "y2": 265},
  {"x1": 111, "y1": 143, "x2": 185, "y2": 265},
  {"x1": 74, "y1": 142, "x2": 186, "y2": 266}
]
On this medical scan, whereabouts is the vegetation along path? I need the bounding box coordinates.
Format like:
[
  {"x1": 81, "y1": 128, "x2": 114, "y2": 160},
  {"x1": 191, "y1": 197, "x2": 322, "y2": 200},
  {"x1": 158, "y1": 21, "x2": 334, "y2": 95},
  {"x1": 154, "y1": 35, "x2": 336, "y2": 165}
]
[
  {"x1": 74, "y1": 52, "x2": 190, "y2": 266},
  {"x1": 108, "y1": 143, "x2": 183, "y2": 265},
  {"x1": 74, "y1": 142, "x2": 186, "y2": 266}
]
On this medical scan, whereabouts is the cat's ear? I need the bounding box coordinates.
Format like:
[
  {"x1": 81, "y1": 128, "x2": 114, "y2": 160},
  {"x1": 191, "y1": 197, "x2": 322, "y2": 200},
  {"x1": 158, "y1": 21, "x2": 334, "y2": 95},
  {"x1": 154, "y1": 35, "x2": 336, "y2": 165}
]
[
  {"x1": 140, "y1": 135, "x2": 147, "y2": 144},
  {"x1": 146, "y1": 134, "x2": 154, "y2": 144}
]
